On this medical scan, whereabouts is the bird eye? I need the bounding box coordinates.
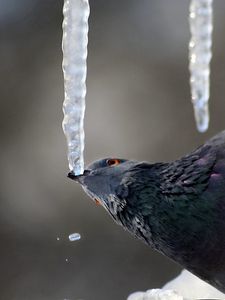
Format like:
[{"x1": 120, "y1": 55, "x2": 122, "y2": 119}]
[{"x1": 106, "y1": 159, "x2": 120, "y2": 166}]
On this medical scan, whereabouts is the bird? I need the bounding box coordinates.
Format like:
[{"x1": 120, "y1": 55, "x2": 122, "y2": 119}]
[{"x1": 68, "y1": 130, "x2": 225, "y2": 294}]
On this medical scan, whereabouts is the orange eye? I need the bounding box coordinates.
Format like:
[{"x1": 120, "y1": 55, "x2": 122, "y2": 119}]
[{"x1": 107, "y1": 159, "x2": 120, "y2": 166}]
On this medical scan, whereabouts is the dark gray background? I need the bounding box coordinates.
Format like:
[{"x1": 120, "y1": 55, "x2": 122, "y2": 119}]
[{"x1": 0, "y1": 0, "x2": 225, "y2": 299}]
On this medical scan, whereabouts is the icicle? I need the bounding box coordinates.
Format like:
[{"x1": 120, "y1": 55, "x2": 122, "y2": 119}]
[
  {"x1": 189, "y1": 0, "x2": 213, "y2": 132},
  {"x1": 62, "y1": 0, "x2": 90, "y2": 175}
]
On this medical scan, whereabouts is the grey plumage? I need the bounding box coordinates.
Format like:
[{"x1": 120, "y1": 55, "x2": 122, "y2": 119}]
[{"x1": 68, "y1": 130, "x2": 225, "y2": 293}]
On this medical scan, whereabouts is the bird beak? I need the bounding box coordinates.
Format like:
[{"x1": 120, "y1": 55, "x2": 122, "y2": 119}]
[
  {"x1": 67, "y1": 169, "x2": 90, "y2": 184},
  {"x1": 68, "y1": 170, "x2": 102, "y2": 206}
]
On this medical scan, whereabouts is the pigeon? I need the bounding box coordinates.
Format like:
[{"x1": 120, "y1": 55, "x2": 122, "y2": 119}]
[{"x1": 68, "y1": 130, "x2": 225, "y2": 294}]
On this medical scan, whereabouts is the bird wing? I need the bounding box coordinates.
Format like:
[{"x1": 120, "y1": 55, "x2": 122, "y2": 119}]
[
  {"x1": 160, "y1": 145, "x2": 216, "y2": 198},
  {"x1": 160, "y1": 130, "x2": 225, "y2": 199},
  {"x1": 116, "y1": 130, "x2": 225, "y2": 204}
]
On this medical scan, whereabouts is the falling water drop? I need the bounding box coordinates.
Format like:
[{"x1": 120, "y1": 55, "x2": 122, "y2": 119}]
[{"x1": 69, "y1": 233, "x2": 81, "y2": 241}]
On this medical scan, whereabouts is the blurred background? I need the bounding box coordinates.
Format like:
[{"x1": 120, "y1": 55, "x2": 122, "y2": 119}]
[{"x1": 0, "y1": 0, "x2": 225, "y2": 299}]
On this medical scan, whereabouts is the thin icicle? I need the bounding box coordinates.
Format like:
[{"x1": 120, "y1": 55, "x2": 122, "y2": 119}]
[
  {"x1": 189, "y1": 0, "x2": 213, "y2": 132},
  {"x1": 62, "y1": 0, "x2": 90, "y2": 175}
]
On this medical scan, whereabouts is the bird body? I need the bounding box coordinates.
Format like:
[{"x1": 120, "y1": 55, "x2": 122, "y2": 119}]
[{"x1": 68, "y1": 130, "x2": 225, "y2": 293}]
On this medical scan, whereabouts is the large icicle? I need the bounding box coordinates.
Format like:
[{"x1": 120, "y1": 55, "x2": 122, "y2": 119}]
[
  {"x1": 189, "y1": 0, "x2": 213, "y2": 132},
  {"x1": 62, "y1": 0, "x2": 90, "y2": 175}
]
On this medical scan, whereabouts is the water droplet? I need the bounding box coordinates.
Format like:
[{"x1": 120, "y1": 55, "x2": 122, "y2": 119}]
[{"x1": 69, "y1": 233, "x2": 81, "y2": 241}]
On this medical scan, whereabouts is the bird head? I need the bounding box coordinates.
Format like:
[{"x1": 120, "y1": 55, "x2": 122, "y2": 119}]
[{"x1": 68, "y1": 158, "x2": 138, "y2": 217}]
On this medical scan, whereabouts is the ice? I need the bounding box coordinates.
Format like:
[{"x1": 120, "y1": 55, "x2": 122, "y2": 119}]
[
  {"x1": 189, "y1": 0, "x2": 213, "y2": 132},
  {"x1": 68, "y1": 233, "x2": 81, "y2": 241},
  {"x1": 62, "y1": 0, "x2": 90, "y2": 175}
]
